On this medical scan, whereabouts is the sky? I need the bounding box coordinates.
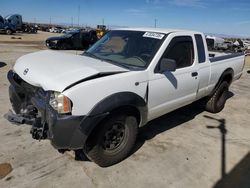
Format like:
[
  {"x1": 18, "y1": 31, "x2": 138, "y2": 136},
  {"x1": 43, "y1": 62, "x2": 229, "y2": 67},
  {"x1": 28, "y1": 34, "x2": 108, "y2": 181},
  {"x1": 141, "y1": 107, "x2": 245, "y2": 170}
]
[{"x1": 1, "y1": 0, "x2": 250, "y2": 37}]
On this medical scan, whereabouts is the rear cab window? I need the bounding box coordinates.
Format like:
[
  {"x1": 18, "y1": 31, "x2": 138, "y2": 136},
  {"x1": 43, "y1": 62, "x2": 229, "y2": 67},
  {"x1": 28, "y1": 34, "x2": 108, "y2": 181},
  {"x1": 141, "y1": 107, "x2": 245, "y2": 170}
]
[{"x1": 195, "y1": 34, "x2": 206, "y2": 63}]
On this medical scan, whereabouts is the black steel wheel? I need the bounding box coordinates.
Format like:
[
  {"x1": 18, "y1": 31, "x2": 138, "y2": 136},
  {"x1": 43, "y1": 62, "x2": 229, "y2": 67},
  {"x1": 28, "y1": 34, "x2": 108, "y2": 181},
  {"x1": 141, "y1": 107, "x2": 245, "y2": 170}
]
[
  {"x1": 85, "y1": 113, "x2": 138, "y2": 167},
  {"x1": 103, "y1": 122, "x2": 125, "y2": 151}
]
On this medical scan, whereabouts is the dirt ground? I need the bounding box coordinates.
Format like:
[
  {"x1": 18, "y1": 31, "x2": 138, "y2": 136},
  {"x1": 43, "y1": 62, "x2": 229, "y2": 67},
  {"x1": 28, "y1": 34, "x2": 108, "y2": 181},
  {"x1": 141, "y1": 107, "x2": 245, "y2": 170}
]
[
  {"x1": 0, "y1": 32, "x2": 249, "y2": 188},
  {"x1": 0, "y1": 31, "x2": 62, "y2": 46}
]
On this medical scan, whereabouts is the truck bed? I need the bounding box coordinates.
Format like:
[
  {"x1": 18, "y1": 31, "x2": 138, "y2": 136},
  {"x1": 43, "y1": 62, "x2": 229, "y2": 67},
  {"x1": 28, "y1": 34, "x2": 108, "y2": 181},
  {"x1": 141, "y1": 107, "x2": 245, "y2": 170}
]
[
  {"x1": 210, "y1": 52, "x2": 244, "y2": 62},
  {"x1": 207, "y1": 53, "x2": 245, "y2": 94}
]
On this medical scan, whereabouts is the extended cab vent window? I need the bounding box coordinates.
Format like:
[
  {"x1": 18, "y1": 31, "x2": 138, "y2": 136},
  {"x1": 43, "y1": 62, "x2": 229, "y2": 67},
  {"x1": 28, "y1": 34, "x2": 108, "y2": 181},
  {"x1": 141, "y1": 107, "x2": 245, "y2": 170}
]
[
  {"x1": 195, "y1": 34, "x2": 206, "y2": 63},
  {"x1": 162, "y1": 36, "x2": 194, "y2": 69}
]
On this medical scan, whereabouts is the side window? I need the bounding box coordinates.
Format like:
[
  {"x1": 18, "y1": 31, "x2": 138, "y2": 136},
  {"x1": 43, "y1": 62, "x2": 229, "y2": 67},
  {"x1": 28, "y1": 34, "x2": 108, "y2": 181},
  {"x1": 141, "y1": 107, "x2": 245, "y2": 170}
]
[
  {"x1": 72, "y1": 33, "x2": 80, "y2": 39},
  {"x1": 195, "y1": 34, "x2": 206, "y2": 63},
  {"x1": 162, "y1": 36, "x2": 194, "y2": 69}
]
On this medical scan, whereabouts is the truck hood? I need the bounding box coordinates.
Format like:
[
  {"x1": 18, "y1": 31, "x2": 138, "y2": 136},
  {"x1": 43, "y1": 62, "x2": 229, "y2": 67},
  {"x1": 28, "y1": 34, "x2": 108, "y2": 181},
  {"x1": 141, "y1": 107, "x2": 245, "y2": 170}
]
[
  {"x1": 47, "y1": 36, "x2": 66, "y2": 41},
  {"x1": 14, "y1": 50, "x2": 128, "y2": 92}
]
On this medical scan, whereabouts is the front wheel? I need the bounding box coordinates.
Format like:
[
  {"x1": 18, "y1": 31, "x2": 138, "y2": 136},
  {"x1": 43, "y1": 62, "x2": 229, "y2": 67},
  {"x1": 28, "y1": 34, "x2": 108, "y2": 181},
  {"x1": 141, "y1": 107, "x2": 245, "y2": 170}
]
[
  {"x1": 59, "y1": 43, "x2": 70, "y2": 50},
  {"x1": 6, "y1": 29, "x2": 12, "y2": 35},
  {"x1": 205, "y1": 81, "x2": 229, "y2": 113},
  {"x1": 85, "y1": 113, "x2": 138, "y2": 167}
]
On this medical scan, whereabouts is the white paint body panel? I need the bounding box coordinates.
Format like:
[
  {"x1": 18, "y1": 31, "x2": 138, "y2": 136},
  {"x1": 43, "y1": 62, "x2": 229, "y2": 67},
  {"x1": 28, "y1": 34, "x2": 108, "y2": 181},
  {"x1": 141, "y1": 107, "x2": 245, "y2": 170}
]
[
  {"x1": 147, "y1": 32, "x2": 199, "y2": 120},
  {"x1": 208, "y1": 56, "x2": 245, "y2": 92},
  {"x1": 13, "y1": 50, "x2": 128, "y2": 92},
  {"x1": 63, "y1": 71, "x2": 148, "y2": 116},
  {"x1": 12, "y1": 28, "x2": 245, "y2": 125}
]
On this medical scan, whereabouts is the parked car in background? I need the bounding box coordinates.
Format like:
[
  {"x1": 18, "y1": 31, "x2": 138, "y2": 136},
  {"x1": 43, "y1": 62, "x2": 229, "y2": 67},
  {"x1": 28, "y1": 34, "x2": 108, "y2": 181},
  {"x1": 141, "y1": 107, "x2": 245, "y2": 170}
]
[
  {"x1": 60, "y1": 29, "x2": 66, "y2": 33},
  {"x1": 206, "y1": 36, "x2": 225, "y2": 50},
  {"x1": 3, "y1": 14, "x2": 37, "y2": 33},
  {"x1": 233, "y1": 39, "x2": 245, "y2": 52},
  {"x1": 224, "y1": 41, "x2": 234, "y2": 50},
  {"x1": 0, "y1": 15, "x2": 16, "y2": 34},
  {"x1": 22, "y1": 23, "x2": 37, "y2": 33},
  {"x1": 49, "y1": 27, "x2": 61, "y2": 33},
  {"x1": 45, "y1": 30, "x2": 98, "y2": 50},
  {"x1": 4, "y1": 14, "x2": 22, "y2": 31}
]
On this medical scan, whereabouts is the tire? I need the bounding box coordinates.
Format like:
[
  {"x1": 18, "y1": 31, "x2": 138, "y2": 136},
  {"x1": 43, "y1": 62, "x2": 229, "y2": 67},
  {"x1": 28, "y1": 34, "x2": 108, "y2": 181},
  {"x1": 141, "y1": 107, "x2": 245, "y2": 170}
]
[
  {"x1": 6, "y1": 29, "x2": 12, "y2": 35},
  {"x1": 205, "y1": 81, "x2": 229, "y2": 113},
  {"x1": 85, "y1": 113, "x2": 138, "y2": 167}
]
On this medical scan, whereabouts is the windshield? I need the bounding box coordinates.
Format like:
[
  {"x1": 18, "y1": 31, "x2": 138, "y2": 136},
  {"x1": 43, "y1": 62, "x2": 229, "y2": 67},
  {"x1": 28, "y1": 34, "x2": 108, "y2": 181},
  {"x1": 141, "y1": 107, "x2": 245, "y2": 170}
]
[{"x1": 84, "y1": 30, "x2": 166, "y2": 69}]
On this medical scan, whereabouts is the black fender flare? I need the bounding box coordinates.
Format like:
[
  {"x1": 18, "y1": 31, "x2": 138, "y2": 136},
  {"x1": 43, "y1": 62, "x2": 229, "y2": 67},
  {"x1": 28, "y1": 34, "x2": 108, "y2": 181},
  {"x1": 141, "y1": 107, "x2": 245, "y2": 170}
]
[
  {"x1": 210, "y1": 68, "x2": 234, "y2": 96},
  {"x1": 77, "y1": 92, "x2": 147, "y2": 145},
  {"x1": 89, "y1": 92, "x2": 146, "y2": 115}
]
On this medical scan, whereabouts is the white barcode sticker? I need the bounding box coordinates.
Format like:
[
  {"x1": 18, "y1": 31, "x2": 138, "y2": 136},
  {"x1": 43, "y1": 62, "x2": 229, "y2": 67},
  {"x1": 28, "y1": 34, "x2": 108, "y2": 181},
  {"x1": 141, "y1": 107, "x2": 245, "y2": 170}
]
[{"x1": 143, "y1": 32, "x2": 165, "y2": 39}]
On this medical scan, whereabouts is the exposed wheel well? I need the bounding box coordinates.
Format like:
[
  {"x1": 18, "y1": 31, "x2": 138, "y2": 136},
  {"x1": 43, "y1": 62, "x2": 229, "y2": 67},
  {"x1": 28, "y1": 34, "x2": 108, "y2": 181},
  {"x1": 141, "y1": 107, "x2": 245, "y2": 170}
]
[
  {"x1": 212, "y1": 68, "x2": 233, "y2": 95},
  {"x1": 222, "y1": 72, "x2": 233, "y2": 85},
  {"x1": 110, "y1": 105, "x2": 141, "y2": 125},
  {"x1": 85, "y1": 105, "x2": 141, "y2": 150}
]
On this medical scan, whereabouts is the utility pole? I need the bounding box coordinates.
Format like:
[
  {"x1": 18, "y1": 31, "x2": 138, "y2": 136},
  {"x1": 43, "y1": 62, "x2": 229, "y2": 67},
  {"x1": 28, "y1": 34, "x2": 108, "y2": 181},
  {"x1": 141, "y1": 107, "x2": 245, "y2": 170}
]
[
  {"x1": 154, "y1": 19, "x2": 157, "y2": 28},
  {"x1": 71, "y1": 17, "x2": 73, "y2": 27},
  {"x1": 77, "y1": 5, "x2": 80, "y2": 27},
  {"x1": 49, "y1": 16, "x2": 51, "y2": 25}
]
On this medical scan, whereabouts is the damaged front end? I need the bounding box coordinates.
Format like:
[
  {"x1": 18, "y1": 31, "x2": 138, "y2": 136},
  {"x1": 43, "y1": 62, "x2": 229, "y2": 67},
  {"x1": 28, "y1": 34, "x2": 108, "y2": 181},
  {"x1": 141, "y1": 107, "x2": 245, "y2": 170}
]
[
  {"x1": 6, "y1": 70, "x2": 49, "y2": 140},
  {"x1": 5, "y1": 70, "x2": 105, "y2": 151}
]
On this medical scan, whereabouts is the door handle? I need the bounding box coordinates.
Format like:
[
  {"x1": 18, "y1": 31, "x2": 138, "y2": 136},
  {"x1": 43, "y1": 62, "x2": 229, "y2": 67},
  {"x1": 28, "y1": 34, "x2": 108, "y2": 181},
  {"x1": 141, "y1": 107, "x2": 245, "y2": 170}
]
[{"x1": 191, "y1": 72, "x2": 198, "y2": 77}]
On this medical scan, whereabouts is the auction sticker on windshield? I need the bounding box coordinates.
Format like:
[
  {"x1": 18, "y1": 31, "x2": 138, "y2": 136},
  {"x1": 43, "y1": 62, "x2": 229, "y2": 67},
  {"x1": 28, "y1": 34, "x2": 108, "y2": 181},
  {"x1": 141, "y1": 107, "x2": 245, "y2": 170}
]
[{"x1": 143, "y1": 32, "x2": 165, "y2": 39}]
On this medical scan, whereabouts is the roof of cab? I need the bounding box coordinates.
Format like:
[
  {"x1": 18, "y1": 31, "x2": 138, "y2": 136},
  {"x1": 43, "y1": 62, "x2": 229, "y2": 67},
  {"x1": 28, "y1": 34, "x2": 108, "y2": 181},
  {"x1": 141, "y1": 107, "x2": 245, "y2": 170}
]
[{"x1": 113, "y1": 27, "x2": 201, "y2": 35}]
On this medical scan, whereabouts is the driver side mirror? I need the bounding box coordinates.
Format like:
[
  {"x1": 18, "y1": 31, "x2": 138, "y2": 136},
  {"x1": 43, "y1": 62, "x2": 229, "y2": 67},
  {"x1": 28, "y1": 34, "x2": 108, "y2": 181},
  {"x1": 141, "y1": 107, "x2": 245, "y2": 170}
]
[{"x1": 159, "y1": 58, "x2": 176, "y2": 73}]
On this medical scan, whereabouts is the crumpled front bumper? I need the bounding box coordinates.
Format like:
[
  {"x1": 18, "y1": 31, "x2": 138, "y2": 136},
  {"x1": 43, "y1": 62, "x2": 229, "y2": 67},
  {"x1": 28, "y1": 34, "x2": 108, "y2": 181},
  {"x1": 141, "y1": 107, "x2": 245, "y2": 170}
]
[
  {"x1": 7, "y1": 70, "x2": 107, "y2": 150},
  {"x1": 32, "y1": 97, "x2": 86, "y2": 149},
  {"x1": 31, "y1": 93, "x2": 107, "y2": 150}
]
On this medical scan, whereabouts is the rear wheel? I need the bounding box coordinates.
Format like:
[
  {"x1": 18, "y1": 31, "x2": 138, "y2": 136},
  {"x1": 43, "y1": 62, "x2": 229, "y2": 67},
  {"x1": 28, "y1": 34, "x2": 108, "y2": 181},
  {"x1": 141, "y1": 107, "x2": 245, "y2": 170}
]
[
  {"x1": 85, "y1": 113, "x2": 138, "y2": 167},
  {"x1": 205, "y1": 81, "x2": 229, "y2": 113}
]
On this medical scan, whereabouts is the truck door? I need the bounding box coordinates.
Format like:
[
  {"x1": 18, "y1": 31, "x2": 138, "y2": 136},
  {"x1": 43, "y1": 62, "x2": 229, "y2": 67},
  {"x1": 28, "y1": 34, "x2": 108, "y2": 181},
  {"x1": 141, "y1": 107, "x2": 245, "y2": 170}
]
[
  {"x1": 71, "y1": 32, "x2": 82, "y2": 49},
  {"x1": 148, "y1": 35, "x2": 199, "y2": 120}
]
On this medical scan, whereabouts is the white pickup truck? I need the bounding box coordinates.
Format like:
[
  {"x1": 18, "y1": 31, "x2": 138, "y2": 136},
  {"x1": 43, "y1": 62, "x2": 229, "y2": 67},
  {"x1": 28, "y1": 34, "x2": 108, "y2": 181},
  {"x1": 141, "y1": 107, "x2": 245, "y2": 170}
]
[{"x1": 6, "y1": 28, "x2": 245, "y2": 167}]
